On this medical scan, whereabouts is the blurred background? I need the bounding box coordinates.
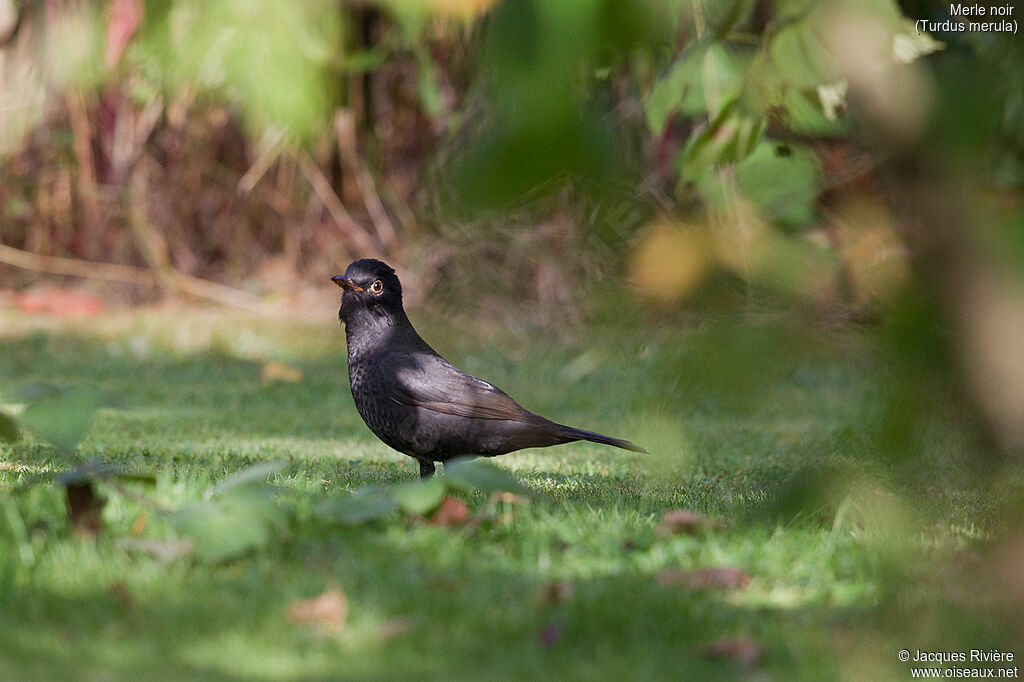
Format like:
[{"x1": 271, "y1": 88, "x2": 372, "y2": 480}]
[
  {"x1": 2, "y1": 0, "x2": 1024, "y2": 676},
  {"x1": 1, "y1": 0, "x2": 1023, "y2": 461}
]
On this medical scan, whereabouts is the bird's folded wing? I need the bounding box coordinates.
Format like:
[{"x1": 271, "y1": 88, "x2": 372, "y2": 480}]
[{"x1": 390, "y1": 355, "x2": 529, "y2": 421}]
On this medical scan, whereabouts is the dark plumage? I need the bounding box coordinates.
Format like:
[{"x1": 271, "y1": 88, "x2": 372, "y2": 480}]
[{"x1": 333, "y1": 259, "x2": 645, "y2": 478}]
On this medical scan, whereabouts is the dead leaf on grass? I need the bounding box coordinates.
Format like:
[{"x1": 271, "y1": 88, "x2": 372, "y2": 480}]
[
  {"x1": 656, "y1": 510, "x2": 722, "y2": 537},
  {"x1": 430, "y1": 497, "x2": 470, "y2": 526},
  {"x1": 539, "y1": 580, "x2": 575, "y2": 605},
  {"x1": 700, "y1": 636, "x2": 762, "y2": 666},
  {"x1": 260, "y1": 361, "x2": 304, "y2": 386},
  {"x1": 287, "y1": 588, "x2": 348, "y2": 635},
  {"x1": 655, "y1": 567, "x2": 751, "y2": 590},
  {"x1": 109, "y1": 582, "x2": 134, "y2": 611},
  {"x1": 130, "y1": 510, "x2": 150, "y2": 536}
]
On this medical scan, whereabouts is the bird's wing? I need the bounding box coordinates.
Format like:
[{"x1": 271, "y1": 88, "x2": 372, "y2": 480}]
[{"x1": 390, "y1": 354, "x2": 530, "y2": 421}]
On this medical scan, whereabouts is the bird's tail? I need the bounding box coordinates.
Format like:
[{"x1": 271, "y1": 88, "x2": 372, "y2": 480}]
[{"x1": 558, "y1": 425, "x2": 648, "y2": 453}]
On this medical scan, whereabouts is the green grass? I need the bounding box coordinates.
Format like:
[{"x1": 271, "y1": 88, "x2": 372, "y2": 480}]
[{"x1": 0, "y1": 308, "x2": 1020, "y2": 680}]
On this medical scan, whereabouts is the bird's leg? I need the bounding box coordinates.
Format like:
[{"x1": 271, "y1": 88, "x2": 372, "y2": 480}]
[{"x1": 419, "y1": 460, "x2": 436, "y2": 479}]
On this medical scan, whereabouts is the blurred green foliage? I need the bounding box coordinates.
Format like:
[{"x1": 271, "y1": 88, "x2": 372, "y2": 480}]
[
  {"x1": 132, "y1": 0, "x2": 341, "y2": 142},
  {"x1": 446, "y1": 0, "x2": 672, "y2": 207}
]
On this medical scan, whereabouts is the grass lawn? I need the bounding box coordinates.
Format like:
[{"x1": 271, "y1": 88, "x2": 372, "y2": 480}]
[{"x1": 0, "y1": 306, "x2": 1020, "y2": 679}]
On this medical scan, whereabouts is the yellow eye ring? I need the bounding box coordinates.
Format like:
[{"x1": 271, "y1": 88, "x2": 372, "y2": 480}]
[{"x1": 369, "y1": 280, "x2": 384, "y2": 294}]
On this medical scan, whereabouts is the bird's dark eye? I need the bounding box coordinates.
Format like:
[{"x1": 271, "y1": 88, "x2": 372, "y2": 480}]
[{"x1": 369, "y1": 280, "x2": 384, "y2": 294}]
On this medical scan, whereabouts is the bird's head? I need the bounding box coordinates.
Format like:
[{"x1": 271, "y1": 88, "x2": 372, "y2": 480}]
[{"x1": 332, "y1": 259, "x2": 404, "y2": 324}]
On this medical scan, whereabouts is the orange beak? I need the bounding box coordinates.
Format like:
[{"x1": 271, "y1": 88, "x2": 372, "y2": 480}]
[{"x1": 331, "y1": 275, "x2": 364, "y2": 292}]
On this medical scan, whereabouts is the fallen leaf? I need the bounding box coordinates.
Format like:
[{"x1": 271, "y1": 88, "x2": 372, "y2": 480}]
[
  {"x1": 130, "y1": 510, "x2": 149, "y2": 536},
  {"x1": 16, "y1": 289, "x2": 105, "y2": 317},
  {"x1": 655, "y1": 567, "x2": 751, "y2": 590},
  {"x1": 700, "y1": 636, "x2": 762, "y2": 666},
  {"x1": 109, "y1": 582, "x2": 134, "y2": 611},
  {"x1": 260, "y1": 361, "x2": 304, "y2": 386},
  {"x1": 430, "y1": 497, "x2": 470, "y2": 526},
  {"x1": 65, "y1": 480, "x2": 104, "y2": 536},
  {"x1": 656, "y1": 510, "x2": 722, "y2": 537},
  {"x1": 539, "y1": 580, "x2": 575, "y2": 605},
  {"x1": 288, "y1": 589, "x2": 348, "y2": 635}
]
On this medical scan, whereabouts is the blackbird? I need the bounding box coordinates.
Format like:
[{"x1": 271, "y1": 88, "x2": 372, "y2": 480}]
[{"x1": 333, "y1": 259, "x2": 645, "y2": 478}]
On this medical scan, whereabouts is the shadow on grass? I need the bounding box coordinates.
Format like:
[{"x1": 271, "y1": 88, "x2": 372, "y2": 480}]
[{"x1": 0, "y1": 524, "x2": 851, "y2": 679}]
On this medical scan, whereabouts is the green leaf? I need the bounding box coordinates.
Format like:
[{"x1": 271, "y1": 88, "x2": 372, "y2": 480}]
[
  {"x1": 392, "y1": 478, "x2": 446, "y2": 515},
  {"x1": 733, "y1": 141, "x2": 820, "y2": 226},
  {"x1": 678, "y1": 97, "x2": 766, "y2": 181},
  {"x1": 700, "y1": 44, "x2": 746, "y2": 117},
  {"x1": 769, "y1": 18, "x2": 838, "y2": 89},
  {"x1": 208, "y1": 461, "x2": 286, "y2": 498},
  {"x1": 73, "y1": 461, "x2": 159, "y2": 487},
  {"x1": 415, "y1": 48, "x2": 444, "y2": 120},
  {"x1": 314, "y1": 486, "x2": 398, "y2": 525},
  {"x1": 705, "y1": 0, "x2": 756, "y2": 38},
  {"x1": 445, "y1": 458, "x2": 533, "y2": 497},
  {"x1": 645, "y1": 40, "x2": 708, "y2": 134},
  {"x1": 785, "y1": 87, "x2": 849, "y2": 135},
  {"x1": 17, "y1": 385, "x2": 119, "y2": 454},
  {"x1": 337, "y1": 50, "x2": 385, "y2": 74},
  {"x1": 139, "y1": 1, "x2": 341, "y2": 141},
  {"x1": 0, "y1": 411, "x2": 17, "y2": 442},
  {"x1": 4, "y1": 383, "x2": 62, "y2": 402},
  {"x1": 174, "y1": 489, "x2": 282, "y2": 563}
]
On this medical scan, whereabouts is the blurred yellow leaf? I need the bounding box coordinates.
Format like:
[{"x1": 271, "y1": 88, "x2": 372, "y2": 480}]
[
  {"x1": 831, "y1": 198, "x2": 909, "y2": 311},
  {"x1": 430, "y1": 497, "x2": 470, "y2": 526},
  {"x1": 656, "y1": 510, "x2": 723, "y2": 536},
  {"x1": 287, "y1": 589, "x2": 348, "y2": 635},
  {"x1": 260, "y1": 361, "x2": 304, "y2": 386},
  {"x1": 424, "y1": 0, "x2": 499, "y2": 16},
  {"x1": 629, "y1": 222, "x2": 710, "y2": 304},
  {"x1": 130, "y1": 510, "x2": 150, "y2": 537}
]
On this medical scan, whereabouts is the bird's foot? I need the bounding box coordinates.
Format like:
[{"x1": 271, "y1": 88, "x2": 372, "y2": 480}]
[{"x1": 419, "y1": 460, "x2": 436, "y2": 479}]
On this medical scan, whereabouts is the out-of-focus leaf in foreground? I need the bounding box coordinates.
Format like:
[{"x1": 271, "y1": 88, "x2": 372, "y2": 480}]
[
  {"x1": 445, "y1": 457, "x2": 534, "y2": 497},
  {"x1": 315, "y1": 485, "x2": 400, "y2": 525},
  {"x1": 0, "y1": 411, "x2": 18, "y2": 442},
  {"x1": 391, "y1": 477, "x2": 447, "y2": 515},
  {"x1": 8, "y1": 383, "x2": 123, "y2": 454},
  {"x1": 173, "y1": 462, "x2": 286, "y2": 562}
]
